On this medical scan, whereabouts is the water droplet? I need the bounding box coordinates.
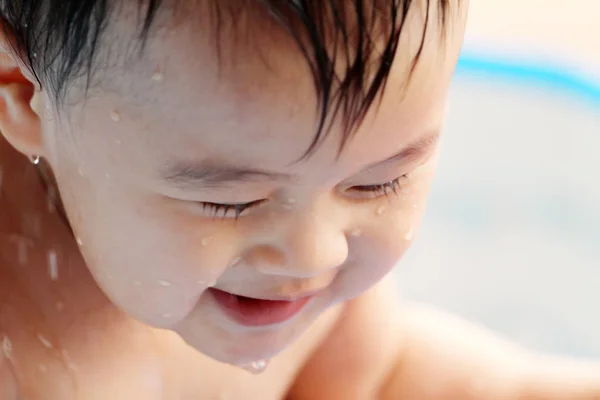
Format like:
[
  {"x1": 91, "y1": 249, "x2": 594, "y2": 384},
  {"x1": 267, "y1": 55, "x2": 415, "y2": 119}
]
[
  {"x1": 16, "y1": 238, "x2": 30, "y2": 265},
  {"x1": 47, "y1": 249, "x2": 58, "y2": 281},
  {"x1": 105, "y1": 173, "x2": 111, "y2": 179},
  {"x1": 162, "y1": 312, "x2": 172, "y2": 319},
  {"x1": 37, "y1": 334, "x2": 53, "y2": 349},
  {"x1": 61, "y1": 350, "x2": 78, "y2": 371},
  {"x1": 349, "y1": 228, "x2": 362, "y2": 237},
  {"x1": 133, "y1": 280, "x2": 142, "y2": 286},
  {"x1": 152, "y1": 71, "x2": 164, "y2": 82},
  {"x1": 404, "y1": 227, "x2": 414, "y2": 241},
  {"x1": 2, "y1": 336, "x2": 12, "y2": 360},
  {"x1": 412, "y1": 203, "x2": 418, "y2": 209},
  {"x1": 201, "y1": 237, "x2": 211, "y2": 246},
  {"x1": 230, "y1": 257, "x2": 242, "y2": 267},
  {"x1": 29, "y1": 154, "x2": 40, "y2": 165},
  {"x1": 76, "y1": 237, "x2": 83, "y2": 246},
  {"x1": 55, "y1": 301, "x2": 65, "y2": 312},
  {"x1": 158, "y1": 280, "x2": 172, "y2": 287},
  {"x1": 239, "y1": 359, "x2": 269, "y2": 374},
  {"x1": 47, "y1": 186, "x2": 57, "y2": 213},
  {"x1": 38, "y1": 363, "x2": 48, "y2": 373},
  {"x1": 285, "y1": 198, "x2": 296, "y2": 204},
  {"x1": 78, "y1": 167, "x2": 85, "y2": 177},
  {"x1": 375, "y1": 206, "x2": 386, "y2": 216},
  {"x1": 110, "y1": 110, "x2": 121, "y2": 122}
]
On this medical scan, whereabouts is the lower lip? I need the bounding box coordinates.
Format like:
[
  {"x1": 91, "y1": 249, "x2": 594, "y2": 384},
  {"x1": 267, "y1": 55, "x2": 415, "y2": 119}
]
[{"x1": 208, "y1": 288, "x2": 312, "y2": 327}]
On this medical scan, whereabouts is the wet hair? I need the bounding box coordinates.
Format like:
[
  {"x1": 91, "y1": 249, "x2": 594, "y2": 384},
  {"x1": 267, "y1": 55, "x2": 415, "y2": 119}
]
[{"x1": 0, "y1": 0, "x2": 453, "y2": 156}]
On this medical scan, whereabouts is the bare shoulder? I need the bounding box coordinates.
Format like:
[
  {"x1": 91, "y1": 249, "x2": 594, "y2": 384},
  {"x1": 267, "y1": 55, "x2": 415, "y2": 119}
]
[{"x1": 288, "y1": 273, "x2": 405, "y2": 400}]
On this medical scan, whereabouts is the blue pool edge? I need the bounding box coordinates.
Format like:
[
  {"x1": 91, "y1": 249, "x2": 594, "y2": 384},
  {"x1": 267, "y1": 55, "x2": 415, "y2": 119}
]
[{"x1": 456, "y1": 52, "x2": 600, "y2": 105}]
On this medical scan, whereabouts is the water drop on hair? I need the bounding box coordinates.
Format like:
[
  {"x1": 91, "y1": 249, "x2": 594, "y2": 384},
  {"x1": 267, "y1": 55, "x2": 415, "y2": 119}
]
[
  {"x1": 47, "y1": 249, "x2": 58, "y2": 281},
  {"x1": 239, "y1": 359, "x2": 269, "y2": 374},
  {"x1": 29, "y1": 155, "x2": 40, "y2": 165}
]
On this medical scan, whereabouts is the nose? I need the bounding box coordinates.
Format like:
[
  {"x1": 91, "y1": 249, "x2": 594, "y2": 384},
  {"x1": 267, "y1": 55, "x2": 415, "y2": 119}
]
[{"x1": 246, "y1": 211, "x2": 349, "y2": 279}]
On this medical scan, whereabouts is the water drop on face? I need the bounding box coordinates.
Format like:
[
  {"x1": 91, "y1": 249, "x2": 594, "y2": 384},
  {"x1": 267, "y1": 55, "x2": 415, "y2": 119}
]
[
  {"x1": 47, "y1": 187, "x2": 57, "y2": 213},
  {"x1": 239, "y1": 359, "x2": 269, "y2": 374},
  {"x1": 152, "y1": 71, "x2": 164, "y2": 82},
  {"x1": 16, "y1": 239, "x2": 29, "y2": 265},
  {"x1": 201, "y1": 237, "x2": 211, "y2": 246},
  {"x1": 76, "y1": 237, "x2": 83, "y2": 246},
  {"x1": 38, "y1": 363, "x2": 48, "y2": 373},
  {"x1": 162, "y1": 312, "x2": 172, "y2": 319},
  {"x1": 2, "y1": 336, "x2": 12, "y2": 360},
  {"x1": 375, "y1": 206, "x2": 386, "y2": 216},
  {"x1": 404, "y1": 227, "x2": 414, "y2": 241},
  {"x1": 230, "y1": 256, "x2": 242, "y2": 267},
  {"x1": 37, "y1": 334, "x2": 53, "y2": 349},
  {"x1": 47, "y1": 250, "x2": 58, "y2": 281},
  {"x1": 110, "y1": 110, "x2": 121, "y2": 122},
  {"x1": 349, "y1": 228, "x2": 362, "y2": 237},
  {"x1": 55, "y1": 301, "x2": 65, "y2": 312},
  {"x1": 158, "y1": 280, "x2": 172, "y2": 287},
  {"x1": 133, "y1": 280, "x2": 142, "y2": 286}
]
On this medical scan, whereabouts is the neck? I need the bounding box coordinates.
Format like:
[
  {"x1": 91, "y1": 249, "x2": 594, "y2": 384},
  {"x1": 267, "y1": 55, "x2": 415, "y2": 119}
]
[{"x1": 0, "y1": 136, "x2": 72, "y2": 235}]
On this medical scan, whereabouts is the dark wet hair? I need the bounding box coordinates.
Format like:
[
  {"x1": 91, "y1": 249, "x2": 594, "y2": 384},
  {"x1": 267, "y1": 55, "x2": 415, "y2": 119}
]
[{"x1": 0, "y1": 0, "x2": 454, "y2": 156}]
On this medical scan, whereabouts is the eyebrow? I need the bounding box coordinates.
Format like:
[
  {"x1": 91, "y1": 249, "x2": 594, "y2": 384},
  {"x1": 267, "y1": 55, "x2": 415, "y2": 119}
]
[
  {"x1": 370, "y1": 131, "x2": 440, "y2": 168},
  {"x1": 161, "y1": 131, "x2": 439, "y2": 190},
  {"x1": 161, "y1": 160, "x2": 293, "y2": 190}
]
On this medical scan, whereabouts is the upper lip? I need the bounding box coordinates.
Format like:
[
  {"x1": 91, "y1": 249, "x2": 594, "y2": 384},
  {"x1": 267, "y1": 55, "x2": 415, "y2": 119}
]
[{"x1": 210, "y1": 287, "x2": 324, "y2": 302}]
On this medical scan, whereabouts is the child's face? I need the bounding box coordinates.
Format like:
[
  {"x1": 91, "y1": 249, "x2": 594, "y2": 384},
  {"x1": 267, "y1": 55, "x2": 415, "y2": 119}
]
[{"x1": 36, "y1": 3, "x2": 466, "y2": 364}]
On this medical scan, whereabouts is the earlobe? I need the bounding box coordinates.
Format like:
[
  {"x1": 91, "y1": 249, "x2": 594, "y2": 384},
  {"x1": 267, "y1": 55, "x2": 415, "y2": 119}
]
[{"x1": 0, "y1": 50, "x2": 44, "y2": 159}]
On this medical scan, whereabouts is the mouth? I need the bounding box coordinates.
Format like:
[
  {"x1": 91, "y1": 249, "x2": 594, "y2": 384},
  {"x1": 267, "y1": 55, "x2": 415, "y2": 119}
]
[{"x1": 208, "y1": 288, "x2": 315, "y2": 327}]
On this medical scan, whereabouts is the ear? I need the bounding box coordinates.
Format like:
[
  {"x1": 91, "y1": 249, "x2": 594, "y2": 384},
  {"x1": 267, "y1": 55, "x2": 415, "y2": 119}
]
[{"x1": 0, "y1": 37, "x2": 44, "y2": 159}]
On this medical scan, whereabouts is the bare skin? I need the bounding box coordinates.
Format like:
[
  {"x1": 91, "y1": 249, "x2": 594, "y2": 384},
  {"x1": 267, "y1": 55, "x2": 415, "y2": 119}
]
[{"x1": 1, "y1": 1, "x2": 599, "y2": 399}]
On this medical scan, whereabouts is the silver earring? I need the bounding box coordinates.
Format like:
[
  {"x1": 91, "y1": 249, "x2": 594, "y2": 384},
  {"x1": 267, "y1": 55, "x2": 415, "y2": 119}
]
[{"x1": 29, "y1": 155, "x2": 41, "y2": 165}]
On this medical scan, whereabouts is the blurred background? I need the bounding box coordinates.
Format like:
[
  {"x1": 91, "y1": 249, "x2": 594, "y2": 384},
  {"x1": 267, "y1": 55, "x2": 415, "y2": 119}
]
[{"x1": 396, "y1": 1, "x2": 600, "y2": 358}]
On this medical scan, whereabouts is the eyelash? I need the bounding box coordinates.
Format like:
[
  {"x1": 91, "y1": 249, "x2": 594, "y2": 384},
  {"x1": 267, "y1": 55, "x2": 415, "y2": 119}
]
[{"x1": 200, "y1": 175, "x2": 407, "y2": 219}]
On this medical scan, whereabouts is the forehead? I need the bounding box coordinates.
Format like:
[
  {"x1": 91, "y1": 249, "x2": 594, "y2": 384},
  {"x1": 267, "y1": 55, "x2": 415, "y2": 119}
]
[{"x1": 71, "y1": 1, "x2": 463, "y2": 172}]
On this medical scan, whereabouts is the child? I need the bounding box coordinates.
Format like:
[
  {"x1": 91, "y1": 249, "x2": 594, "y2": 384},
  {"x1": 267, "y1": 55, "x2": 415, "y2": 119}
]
[{"x1": 0, "y1": 0, "x2": 598, "y2": 398}]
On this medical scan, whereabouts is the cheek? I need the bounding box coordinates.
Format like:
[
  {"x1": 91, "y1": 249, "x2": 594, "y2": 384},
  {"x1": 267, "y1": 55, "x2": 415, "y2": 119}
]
[
  {"x1": 61, "y1": 182, "x2": 240, "y2": 325},
  {"x1": 348, "y1": 167, "x2": 435, "y2": 289}
]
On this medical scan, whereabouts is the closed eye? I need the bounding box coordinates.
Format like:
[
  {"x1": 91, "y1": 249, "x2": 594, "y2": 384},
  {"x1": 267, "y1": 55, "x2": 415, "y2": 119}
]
[
  {"x1": 348, "y1": 175, "x2": 406, "y2": 199},
  {"x1": 200, "y1": 199, "x2": 267, "y2": 219}
]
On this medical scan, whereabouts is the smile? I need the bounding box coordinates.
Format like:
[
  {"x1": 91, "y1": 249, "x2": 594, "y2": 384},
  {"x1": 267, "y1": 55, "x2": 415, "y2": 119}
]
[{"x1": 208, "y1": 288, "x2": 314, "y2": 327}]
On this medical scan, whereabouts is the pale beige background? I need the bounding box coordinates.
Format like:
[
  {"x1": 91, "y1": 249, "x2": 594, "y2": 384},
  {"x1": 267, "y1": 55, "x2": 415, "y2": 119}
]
[
  {"x1": 466, "y1": 0, "x2": 600, "y2": 76},
  {"x1": 396, "y1": 2, "x2": 600, "y2": 359}
]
